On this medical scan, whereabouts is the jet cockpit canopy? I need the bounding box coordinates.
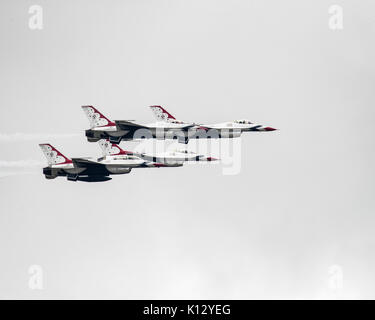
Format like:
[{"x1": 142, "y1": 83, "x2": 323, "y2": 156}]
[
  {"x1": 175, "y1": 149, "x2": 195, "y2": 154},
  {"x1": 169, "y1": 120, "x2": 185, "y2": 124},
  {"x1": 234, "y1": 119, "x2": 252, "y2": 124}
]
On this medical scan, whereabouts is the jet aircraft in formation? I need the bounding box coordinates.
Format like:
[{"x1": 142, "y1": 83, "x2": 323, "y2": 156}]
[
  {"x1": 82, "y1": 105, "x2": 276, "y2": 144},
  {"x1": 40, "y1": 105, "x2": 276, "y2": 182},
  {"x1": 97, "y1": 140, "x2": 218, "y2": 164},
  {"x1": 40, "y1": 140, "x2": 218, "y2": 182}
]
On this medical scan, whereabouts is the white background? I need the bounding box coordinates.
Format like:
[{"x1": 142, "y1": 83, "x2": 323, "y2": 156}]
[{"x1": 0, "y1": 0, "x2": 374, "y2": 299}]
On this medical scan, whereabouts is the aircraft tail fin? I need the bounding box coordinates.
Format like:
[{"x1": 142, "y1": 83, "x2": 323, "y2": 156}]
[
  {"x1": 98, "y1": 139, "x2": 132, "y2": 156},
  {"x1": 81, "y1": 105, "x2": 115, "y2": 129},
  {"x1": 149, "y1": 105, "x2": 177, "y2": 122},
  {"x1": 39, "y1": 144, "x2": 72, "y2": 165}
]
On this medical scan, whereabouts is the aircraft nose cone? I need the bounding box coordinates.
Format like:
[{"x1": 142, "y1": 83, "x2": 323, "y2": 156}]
[
  {"x1": 206, "y1": 157, "x2": 219, "y2": 161},
  {"x1": 264, "y1": 127, "x2": 277, "y2": 131}
]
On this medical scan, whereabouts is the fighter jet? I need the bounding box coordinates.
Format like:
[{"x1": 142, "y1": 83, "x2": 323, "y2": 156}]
[
  {"x1": 98, "y1": 139, "x2": 219, "y2": 165},
  {"x1": 39, "y1": 143, "x2": 180, "y2": 182},
  {"x1": 149, "y1": 106, "x2": 277, "y2": 141},
  {"x1": 82, "y1": 105, "x2": 195, "y2": 144},
  {"x1": 82, "y1": 105, "x2": 276, "y2": 145}
]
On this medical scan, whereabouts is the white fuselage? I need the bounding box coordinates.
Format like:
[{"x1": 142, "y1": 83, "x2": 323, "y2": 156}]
[
  {"x1": 98, "y1": 155, "x2": 147, "y2": 168},
  {"x1": 203, "y1": 121, "x2": 263, "y2": 131},
  {"x1": 135, "y1": 150, "x2": 215, "y2": 163},
  {"x1": 50, "y1": 162, "x2": 86, "y2": 175},
  {"x1": 142, "y1": 121, "x2": 193, "y2": 129}
]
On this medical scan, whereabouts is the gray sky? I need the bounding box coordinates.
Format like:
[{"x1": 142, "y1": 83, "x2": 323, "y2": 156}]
[{"x1": 0, "y1": 0, "x2": 374, "y2": 299}]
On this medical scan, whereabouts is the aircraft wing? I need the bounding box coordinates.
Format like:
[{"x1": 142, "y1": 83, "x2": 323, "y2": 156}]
[
  {"x1": 181, "y1": 125, "x2": 212, "y2": 132},
  {"x1": 115, "y1": 120, "x2": 149, "y2": 130},
  {"x1": 71, "y1": 158, "x2": 104, "y2": 169},
  {"x1": 72, "y1": 158, "x2": 111, "y2": 176},
  {"x1": 179, "y1": 124, "x2": 196, "y2": 130}
]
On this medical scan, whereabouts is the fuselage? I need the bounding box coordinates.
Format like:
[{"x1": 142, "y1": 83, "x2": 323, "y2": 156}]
[
  {"x1": 42, "y1": 154, "x2": 181, "y2": 181},
  {"x1": 135, "y1": 150, "x2": 214, "y2": 164},
  {"x1": 85, "y1": 120, "x2": 276, "y2": 144}
]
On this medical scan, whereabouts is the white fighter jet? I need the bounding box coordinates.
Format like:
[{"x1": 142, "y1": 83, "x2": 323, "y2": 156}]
[
  {"x1": 39, "y1": 143, "x2": 181, "y2": 182},
  {"x1": 98, "y1": 139, "x2": 219, "y2": 165},
  {"x1": 149, "y1": 105, "x2": 277, "y2": 140},
  {"x1": 82, "y1": 105, "x2": 277, "y2": 144}
]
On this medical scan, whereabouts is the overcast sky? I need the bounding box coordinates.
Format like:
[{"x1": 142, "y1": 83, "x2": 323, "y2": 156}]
[{"x1": 0, "y1": 0, "x2": 374, "y2": 299}]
